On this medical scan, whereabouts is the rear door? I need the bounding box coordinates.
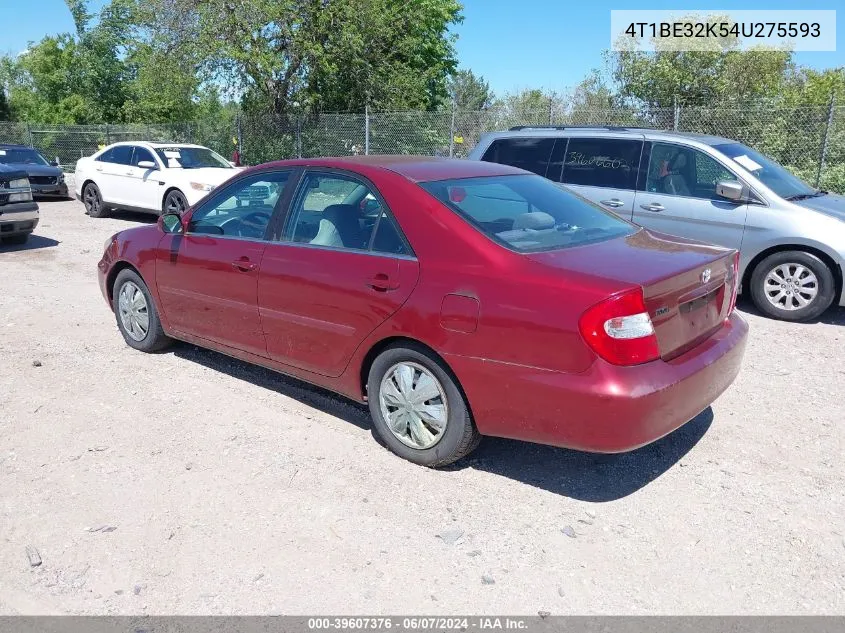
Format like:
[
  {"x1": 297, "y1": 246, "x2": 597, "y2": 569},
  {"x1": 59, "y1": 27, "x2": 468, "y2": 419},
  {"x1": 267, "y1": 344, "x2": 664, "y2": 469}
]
[
  {"x1": 94, "y1": 145, "x2": 133, "y2": 204},
  {"x1": 124, "y1": 145, "x2": 164, "y2": 212},
  {"x1": 258, "y1": 170, "x2": 419, "y2": 377},
  {"x1": 155, "y1": 170, "x2": 293, "y2": 356},
  {"x1": 632, "y1": 141, "x2": 748, "y2": 250},
  {"x1": 552, "y1": 136, "x2": 643, "y2": 218}
]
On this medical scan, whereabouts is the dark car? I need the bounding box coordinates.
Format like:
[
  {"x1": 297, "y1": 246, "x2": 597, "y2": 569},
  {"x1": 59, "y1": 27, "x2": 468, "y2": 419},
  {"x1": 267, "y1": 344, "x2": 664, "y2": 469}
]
[
  {"x1": 0, "y1": 164, "x2": 39, "y2": 244},
  {"x1": 97, "y1": 156, "x2": 748, "y2": 467},
  {"x1": 0, "y1": 144, "x2": 68, "y2": 198}
]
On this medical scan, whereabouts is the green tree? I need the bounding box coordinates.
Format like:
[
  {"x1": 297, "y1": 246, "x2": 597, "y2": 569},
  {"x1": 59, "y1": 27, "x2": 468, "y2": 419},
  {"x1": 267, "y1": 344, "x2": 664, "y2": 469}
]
[
  {"x1": 0, "y1": 89, "x2": 9, "y2": 120},
  {"x1": 447, "y1": 69, "x2": 493, "y2": 110},
  {"x1": 143, "y1": 0, "x2": 463, "y2": 118}
]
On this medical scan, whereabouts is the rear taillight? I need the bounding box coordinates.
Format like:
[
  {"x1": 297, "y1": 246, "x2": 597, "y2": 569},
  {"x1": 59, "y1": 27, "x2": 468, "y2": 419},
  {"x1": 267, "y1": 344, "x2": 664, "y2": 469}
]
[
  {"x1": 727, "y1": 251, "x2": 740, "y2": 316},
  {"x1": 579, "y1": 288, "x2": 660, "y2": 366}
]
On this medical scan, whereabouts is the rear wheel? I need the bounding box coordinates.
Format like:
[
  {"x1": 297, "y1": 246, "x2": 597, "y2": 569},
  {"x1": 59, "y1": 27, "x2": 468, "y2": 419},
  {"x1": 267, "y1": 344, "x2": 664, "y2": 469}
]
[
  {"x1": 750, "y1": 250, "x2": 835, "y2": 322},
  {"x1": 83, "y1": 182, "x2": 109, "y2": 218},
  {"x1": 112, "y1": 269, "x2": 172, "y2": 352},
  {"x1": 367, "y1": 344, "x2": 480, "y2": 467},
  {"x1": 163, "y1": 190, "x2": 188, "y2": 215}
]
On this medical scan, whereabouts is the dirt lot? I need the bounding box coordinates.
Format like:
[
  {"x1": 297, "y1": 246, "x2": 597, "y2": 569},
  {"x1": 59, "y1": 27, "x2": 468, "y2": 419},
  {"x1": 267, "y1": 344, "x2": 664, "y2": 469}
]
[{"x1": 1, "y1": 196, "x2": 844, "y2": 615}]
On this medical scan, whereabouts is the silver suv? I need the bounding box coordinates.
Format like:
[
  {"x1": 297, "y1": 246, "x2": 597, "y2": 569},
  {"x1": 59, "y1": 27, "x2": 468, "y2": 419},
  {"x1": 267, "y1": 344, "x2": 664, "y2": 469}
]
[{"x1": 469, "y1": 126, "x2": 845, "y2": 322}]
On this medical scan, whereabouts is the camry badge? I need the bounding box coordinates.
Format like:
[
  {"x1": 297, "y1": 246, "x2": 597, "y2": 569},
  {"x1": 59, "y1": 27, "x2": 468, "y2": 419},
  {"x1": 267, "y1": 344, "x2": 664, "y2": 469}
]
[{"x1": 701, "y1": 268, "x2": 711, "y2": 284}]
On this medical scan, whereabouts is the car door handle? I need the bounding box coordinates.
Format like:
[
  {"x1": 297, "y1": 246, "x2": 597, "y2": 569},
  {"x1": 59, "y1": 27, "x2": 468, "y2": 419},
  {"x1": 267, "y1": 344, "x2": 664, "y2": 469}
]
[
  {"x1": 95, "y1": 166, "x2": 103, "y2": 172},
  {"x1": 366, "y1": 273, "x2": 399, "y2": 292},
  {"x1": 231, "y1": 258, "x2": 256, "y2": 272},
  {"x1": 600, "y1": 198, "x2": 625, "y2": 208},
  {"x1": 640, "y1": 202, "x2": 665, "y2": 212}
]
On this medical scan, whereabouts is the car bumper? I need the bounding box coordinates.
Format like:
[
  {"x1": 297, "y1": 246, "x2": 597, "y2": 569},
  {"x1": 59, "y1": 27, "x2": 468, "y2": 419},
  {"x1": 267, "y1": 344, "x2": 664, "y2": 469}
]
[
  {"x1": 446, "y1": 312, "x2": 749, "y2": 453},
  {"x1": 32, "y1": 182, "x2": 69, "y2": 197},
  {"x1": 0, "y1": 202, "x2": 40, "y2": 237}
]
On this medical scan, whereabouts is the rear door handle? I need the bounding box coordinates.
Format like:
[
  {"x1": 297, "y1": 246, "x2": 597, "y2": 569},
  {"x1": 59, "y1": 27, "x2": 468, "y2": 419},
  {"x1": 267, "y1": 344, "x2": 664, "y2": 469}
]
[
  {"x1": 231, "y1": 258, "x2": 256, "y2": 272},
  {"x1": 366, "y1": 273, "x2": 399, "y2": 292},
  {"x1": 600, "y1": 198, "x2": 625, "y2": 208},
  {"x1": 640, "y1": 202, "x2": 665, "y2": 212}
]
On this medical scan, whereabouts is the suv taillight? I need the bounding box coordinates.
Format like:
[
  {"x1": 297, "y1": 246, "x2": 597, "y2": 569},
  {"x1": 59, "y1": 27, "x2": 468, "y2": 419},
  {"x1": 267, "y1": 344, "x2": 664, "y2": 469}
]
[
  {"x1": 727, "y1": 251, "x2": 740, "y2": 316},
  {"x1": 579, "y1": 288, "x2": 660, "y2": 366}
]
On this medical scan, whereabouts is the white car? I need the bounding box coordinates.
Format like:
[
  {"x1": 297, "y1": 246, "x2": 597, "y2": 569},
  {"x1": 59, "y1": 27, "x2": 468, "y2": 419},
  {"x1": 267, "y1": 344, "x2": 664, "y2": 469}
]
[{"x1": 74, "y1": 142, "x2": 240, "y2": 217}]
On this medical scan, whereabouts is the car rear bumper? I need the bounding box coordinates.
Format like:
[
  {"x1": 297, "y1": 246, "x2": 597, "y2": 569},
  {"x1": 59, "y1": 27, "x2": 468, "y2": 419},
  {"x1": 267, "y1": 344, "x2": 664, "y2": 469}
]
[
  {"x1": 446, "y1": 312, "x2": 749, "y2": 453},
  {"x1": 0, "y1": 202, "x2": 40, "y2": 236},
  {"x1": 32, "y1": 182, "x2": 69, "y2": 197}
]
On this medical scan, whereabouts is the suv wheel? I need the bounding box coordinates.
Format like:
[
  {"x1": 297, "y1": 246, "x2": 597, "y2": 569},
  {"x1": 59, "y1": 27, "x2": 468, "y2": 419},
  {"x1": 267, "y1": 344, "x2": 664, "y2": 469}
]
[{"x1": 750, "y1": 250, "x2": 835, "y2": 322}]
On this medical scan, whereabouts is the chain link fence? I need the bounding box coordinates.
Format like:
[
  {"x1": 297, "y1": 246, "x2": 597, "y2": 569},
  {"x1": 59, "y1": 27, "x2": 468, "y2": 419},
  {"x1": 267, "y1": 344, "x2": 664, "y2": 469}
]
[{"x1": 2, "y1": 102, "x2": 843, "y2": 192}]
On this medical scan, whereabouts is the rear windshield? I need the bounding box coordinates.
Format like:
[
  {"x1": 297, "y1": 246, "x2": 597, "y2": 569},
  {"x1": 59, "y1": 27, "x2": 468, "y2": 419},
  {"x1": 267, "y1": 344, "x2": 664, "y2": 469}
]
[{"x1": 420, "y1": 174, "x2": 636, "y2": 253}]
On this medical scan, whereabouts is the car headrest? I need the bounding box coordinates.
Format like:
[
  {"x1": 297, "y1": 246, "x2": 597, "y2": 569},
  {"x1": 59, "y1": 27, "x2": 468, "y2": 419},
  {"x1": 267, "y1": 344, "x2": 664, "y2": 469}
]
[{"x1": 513, "y1": 211, "x2": 556, "y2": 230}]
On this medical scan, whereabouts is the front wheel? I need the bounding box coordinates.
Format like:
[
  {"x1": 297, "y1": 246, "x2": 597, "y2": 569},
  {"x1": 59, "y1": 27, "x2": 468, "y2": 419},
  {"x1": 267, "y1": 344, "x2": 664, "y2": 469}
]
[
  {"x1": 750, "y1": 250, "x2": 835, "y2": 322},
  {"x1": 367, "y1": 344, "x2": 481, "y2": 467},
  {"x1": 112, "y1": 269, "x2": 172, "y2": 352},
  {"x1": 162, "y1": 190, "x2": 188, "y2": 216}
]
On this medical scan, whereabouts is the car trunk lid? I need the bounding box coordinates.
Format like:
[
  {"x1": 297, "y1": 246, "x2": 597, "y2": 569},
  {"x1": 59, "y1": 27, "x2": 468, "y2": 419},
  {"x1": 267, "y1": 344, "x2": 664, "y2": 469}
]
[{"x1": 526, "y1": 229, "x2": 737, "y2": 360}]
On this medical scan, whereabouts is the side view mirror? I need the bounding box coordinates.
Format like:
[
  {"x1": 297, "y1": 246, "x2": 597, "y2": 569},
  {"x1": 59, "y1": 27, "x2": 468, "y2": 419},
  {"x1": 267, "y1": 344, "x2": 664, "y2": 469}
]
[
  {"x1": 137, "y1": 160, "x2": 156, "y2": 169},
  {"x1": 716, "y1": 180, "x2": 744, "y2": 201},
  {"x1": 49, "y1": 160, "x2": 59, "y2": 167},
  {"x1": 161, "y1": 213, "x2": 184, "y2": 234}
]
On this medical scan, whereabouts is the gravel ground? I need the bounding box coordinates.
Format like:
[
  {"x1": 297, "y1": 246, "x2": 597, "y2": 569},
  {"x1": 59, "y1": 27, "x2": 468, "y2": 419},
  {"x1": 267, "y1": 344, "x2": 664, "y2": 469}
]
[{"x1": 1, "y1": 197, "x2": 844, "y2": 615}]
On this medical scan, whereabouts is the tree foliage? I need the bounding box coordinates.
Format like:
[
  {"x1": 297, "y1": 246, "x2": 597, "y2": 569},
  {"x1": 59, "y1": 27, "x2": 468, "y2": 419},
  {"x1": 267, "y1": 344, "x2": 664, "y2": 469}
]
[{"x1": 447, "y1": 69, "x2": 493, "y2": 110}]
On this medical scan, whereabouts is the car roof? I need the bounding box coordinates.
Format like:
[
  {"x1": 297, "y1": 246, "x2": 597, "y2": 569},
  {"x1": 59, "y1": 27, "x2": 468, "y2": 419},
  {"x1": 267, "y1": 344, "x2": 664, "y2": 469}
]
[
  {"x1": 253, "y1": 155, "x2": 527, "y2": 182},
  {"x1": 485, "y1": 127, "x2": 736, "y2": 147},
  {"x1": 0, "y1": 143, "x2": 38, "y2": 149},
  {"x1": 104, "y1": 142, "x2": 208, "y2": 149}
]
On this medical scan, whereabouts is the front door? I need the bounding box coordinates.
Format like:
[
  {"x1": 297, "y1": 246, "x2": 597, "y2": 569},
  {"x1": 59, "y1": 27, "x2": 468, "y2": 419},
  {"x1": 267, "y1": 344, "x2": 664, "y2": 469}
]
[
  {"x1": 632, "y1": 142, "x2": 748, "y2": 250},
  {"x1": 124, "y1": 145, "x2": 165, "y2": 212},
  {"x1": 258, "y1": 171, "x2": 419, "y2": 377},
  {"x1": 94, "y1": 145, "x2": 133, "y2": 205},
  {"x1": 155, "y1": 170, "x2": 293, "y2": 356}
]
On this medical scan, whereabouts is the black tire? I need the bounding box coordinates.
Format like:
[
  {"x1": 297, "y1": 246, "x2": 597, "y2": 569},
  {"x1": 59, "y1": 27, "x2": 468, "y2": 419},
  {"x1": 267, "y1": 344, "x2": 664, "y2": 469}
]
[
  {"x1": 162, "y1": 190, "x2": 188, "y2": 216},
  {"x1": 367, "y1": 343, "x2": 481, "y2": 467},
  {"x1": 112, "y1": 269, "x2": 172, "y2": 352},
  {"x1": 3, "y1": 233, "x2": 29, "y2": 245},
  {"x1": 750, "y1": 250, "x2": 835, "y2": 322},
  {"x1": 83, "y1": 182, "x2": 109, "y2": 218}
]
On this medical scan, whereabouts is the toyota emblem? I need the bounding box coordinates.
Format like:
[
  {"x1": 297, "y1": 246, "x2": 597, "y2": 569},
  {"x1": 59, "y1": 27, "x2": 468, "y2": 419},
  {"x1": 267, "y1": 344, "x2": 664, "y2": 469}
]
[{"x1": 701, "y1": 268, "x2": 711, "y2": 284}]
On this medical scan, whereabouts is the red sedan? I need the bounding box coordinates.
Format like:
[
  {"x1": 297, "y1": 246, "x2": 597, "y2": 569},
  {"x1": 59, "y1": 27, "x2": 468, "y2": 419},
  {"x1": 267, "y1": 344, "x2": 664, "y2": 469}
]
[{"x1": 97, "y1": 156, "x2": 748, "y2": 467}]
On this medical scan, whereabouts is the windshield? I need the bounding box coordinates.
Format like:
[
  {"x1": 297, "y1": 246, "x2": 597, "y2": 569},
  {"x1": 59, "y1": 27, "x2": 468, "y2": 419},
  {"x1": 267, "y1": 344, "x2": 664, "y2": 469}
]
[
  {"x1": 0, "y1": 147, "x2": 49, "y2": 166},
  {"x1": 421, "y1": 174, "x2": 636, "y2": 253},
  {"x1": 154, "y1": 146, "x2": 231, "y2": 170},
  {"x1": 714, "y1": 143, "x2": 816, "y2": 200}
]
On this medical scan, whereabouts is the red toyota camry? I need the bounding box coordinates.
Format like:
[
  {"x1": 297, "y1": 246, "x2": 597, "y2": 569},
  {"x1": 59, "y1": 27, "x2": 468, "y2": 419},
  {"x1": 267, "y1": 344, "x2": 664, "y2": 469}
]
[{"x1": 97, "y1": 156, "x2": 748, "y2": 467}]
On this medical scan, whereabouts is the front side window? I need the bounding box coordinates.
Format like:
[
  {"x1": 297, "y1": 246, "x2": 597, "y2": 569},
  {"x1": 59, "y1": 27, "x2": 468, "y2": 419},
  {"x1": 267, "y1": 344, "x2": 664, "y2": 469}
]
[
  {"x1": 154, "y1": 146, "x2": 231, "y2": 169},
  {"x1": 0, "y1": 147, "x2": 49, "y2": 166},
  {"x1": 646, "y1": 143, "x2": 738, "y2": 200},
  {"x1": 131, "y1": 146, "x2": 157, "y2": 167},
  {"x1": 714, "y1": 142, "x2": 816, "y2": 200},
  {"x1": 560, "y1": 138, "x2": 642, "y2": 189},
  {"x1": 286, "y1": 173, "x2": 394, "y2": 251},
  {"x1": 187, "y1": 172, "x2": 290, "y2": 240},
  {"x1": 481, "y1": 138, "x2": 556, "y2": 176},
  {"x1": 421, "y1": 174, "x2": 636, "y2": 253}
]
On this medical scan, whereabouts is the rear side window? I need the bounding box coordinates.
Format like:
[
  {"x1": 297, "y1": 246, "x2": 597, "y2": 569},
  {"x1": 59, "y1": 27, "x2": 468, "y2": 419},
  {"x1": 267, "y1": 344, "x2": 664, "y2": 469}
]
[
  {"x1": 560, "y1": 138, "x2": 642, "y2": 189},
  {"x1": 421, "y1": 174, "x2": 635, "y2": 253},
  {"x1": 97, "y1": 146, "x2": 132, "y2": 165},
  {"x1": 481, "y1": 138, "x2": 555, "y2": 177}
]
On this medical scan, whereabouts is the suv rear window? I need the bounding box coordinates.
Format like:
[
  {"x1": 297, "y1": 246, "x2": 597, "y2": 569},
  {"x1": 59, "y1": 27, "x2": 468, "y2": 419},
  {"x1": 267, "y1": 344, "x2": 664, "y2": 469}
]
[
  {"x1": 420, "y1": 174, "x2": 636, "y2": 253},
  {"x1": 481, "y1": 138, "x2": 555, "y2": 177},
  {"x1": 558, "y1": 138, "x2": 642, "y2": 189}
]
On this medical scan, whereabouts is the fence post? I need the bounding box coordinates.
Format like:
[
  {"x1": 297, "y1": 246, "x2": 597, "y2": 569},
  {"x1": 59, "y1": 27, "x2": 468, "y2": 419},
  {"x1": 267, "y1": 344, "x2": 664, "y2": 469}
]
[
  {"x1": 673, "y1": 95, "x2": 680, "y2": 131},
  {"x1": 296, "y1": 113, "x2": 302, "y2": 159},
  {"x1": 548, "y1": 97, "x2": 553, "y2": 125},
  {"x1": 449, "y1": 102, "x2": 456, "y2": 158},
  {"x1": 26, "y1": 123, "x2": 34, "y2": 148},
  {"x1": 236, "y1": 112, "x2": 243, "y2": 157},
  {"x1": 364, "y1": 104, "x2": 370, "y2": 155},
  {"x1": 815, "y1": 94, "x2": 835, "y2": 189},
  {"x1": 105, "y1": 124, "x2": 111, "y2": 145}
]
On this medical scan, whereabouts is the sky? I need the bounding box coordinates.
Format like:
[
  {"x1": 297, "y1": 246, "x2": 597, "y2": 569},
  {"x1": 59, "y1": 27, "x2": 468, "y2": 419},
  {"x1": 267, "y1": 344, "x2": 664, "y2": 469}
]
[{"x1": 1, "y1": 0, "x2": 844, "y2": 97}]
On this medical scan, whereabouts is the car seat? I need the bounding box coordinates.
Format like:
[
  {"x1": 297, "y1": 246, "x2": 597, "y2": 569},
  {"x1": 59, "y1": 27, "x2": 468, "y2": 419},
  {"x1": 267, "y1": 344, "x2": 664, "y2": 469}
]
[{"x1": 310, "y1": 204, "x2": 365, "y2": 248}]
